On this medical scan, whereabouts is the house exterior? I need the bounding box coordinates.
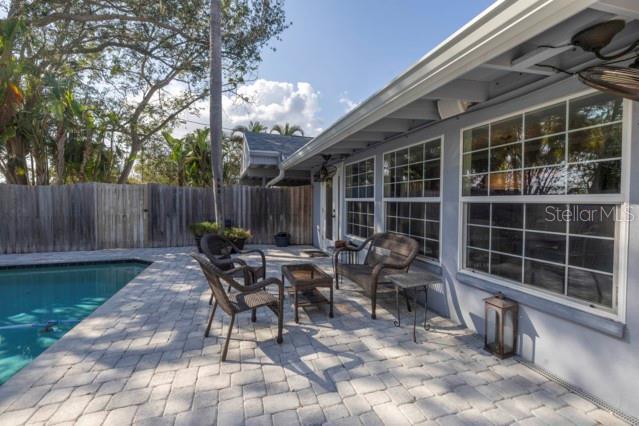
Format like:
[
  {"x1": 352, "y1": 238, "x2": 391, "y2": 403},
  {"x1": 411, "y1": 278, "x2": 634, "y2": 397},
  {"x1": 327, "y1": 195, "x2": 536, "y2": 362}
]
[
  {"x1": 274, "y1": 0, "x2": 639, "y2": 419},
  {"x1": 239, "y1": 132, "x2": 312, "y2": 186}
]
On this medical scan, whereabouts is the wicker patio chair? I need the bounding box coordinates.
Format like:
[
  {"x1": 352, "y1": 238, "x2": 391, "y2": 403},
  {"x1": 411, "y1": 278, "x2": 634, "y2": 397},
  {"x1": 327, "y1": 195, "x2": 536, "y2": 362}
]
[
  {"x1": 191, "y1": 253, "x2": 283, "y2": 361},
  {"x1": 333, "y1": 233, "x2": 419, "y2": 319},
  {"x1": 200, "y1": 233, "x2": 266, "y2": 305}
]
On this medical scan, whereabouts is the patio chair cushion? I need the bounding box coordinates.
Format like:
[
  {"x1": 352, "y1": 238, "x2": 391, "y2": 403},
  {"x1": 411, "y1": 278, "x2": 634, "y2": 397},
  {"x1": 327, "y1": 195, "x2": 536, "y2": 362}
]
[
  {"x1": 336, "y1": 264, "x2": 392, "y2": 291},
  {"x1": 230, "y1": 290, "x2": 277, "y2": 312}
]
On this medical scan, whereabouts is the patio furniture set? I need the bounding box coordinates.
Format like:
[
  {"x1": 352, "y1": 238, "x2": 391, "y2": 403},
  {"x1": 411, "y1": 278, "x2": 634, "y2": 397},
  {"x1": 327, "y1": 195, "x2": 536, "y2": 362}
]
[{"x1": 193, "y1": 232, "x2": 441, "y2": 360}]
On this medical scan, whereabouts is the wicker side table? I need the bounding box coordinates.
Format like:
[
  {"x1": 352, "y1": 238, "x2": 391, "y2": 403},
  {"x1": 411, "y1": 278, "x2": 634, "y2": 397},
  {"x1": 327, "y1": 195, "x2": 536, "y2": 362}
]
[{"x1": 281, "y1": 263, "x2": 334, "y2": 323}]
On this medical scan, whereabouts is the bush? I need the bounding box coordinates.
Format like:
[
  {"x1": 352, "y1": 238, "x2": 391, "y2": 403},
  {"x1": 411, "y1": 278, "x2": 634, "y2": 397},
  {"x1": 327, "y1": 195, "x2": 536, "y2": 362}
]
[
  {"x1": 188, "y1": 221, "x2": 251, "y2": 240},
  {"x1": 188, "y1": 221, "x2": 219, "y2": 237}
]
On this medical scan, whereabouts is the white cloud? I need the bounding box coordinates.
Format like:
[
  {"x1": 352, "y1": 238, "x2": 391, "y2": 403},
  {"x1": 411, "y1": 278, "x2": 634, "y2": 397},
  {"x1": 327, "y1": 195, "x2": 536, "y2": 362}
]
[
  {"x1": 338, "y1": 92, "x2": 359, "y2": 112},
  {"x1": 177, "y1": 79, "x2": 324, "y2": 137}
]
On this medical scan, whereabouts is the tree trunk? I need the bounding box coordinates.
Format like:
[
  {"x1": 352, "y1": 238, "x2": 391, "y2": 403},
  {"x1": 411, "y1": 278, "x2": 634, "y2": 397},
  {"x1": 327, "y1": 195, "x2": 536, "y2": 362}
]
[
  {"x1": 54, "y1": 126, "x2": 66, "y2": 185},
  {"x1": 5, "y1": 136, "x2": 30, "y2": 185},
  {"x1": 210, "y1": 0, "x2": 224, "y2": 228},
  {"x1": 118, "y1": 132, "x2": 142, "y2": 184}
]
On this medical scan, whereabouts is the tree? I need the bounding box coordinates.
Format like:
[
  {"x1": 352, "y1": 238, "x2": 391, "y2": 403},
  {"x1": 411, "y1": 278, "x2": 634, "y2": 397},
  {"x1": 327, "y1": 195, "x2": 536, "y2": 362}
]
[
  {"x1": 270, "y1": 123, "x2": 304, "y2": 136},
  {"x1": 234, "y1": 120, "x2": 268, "y2": 134},
  {"x1": 1, "y1": 0, "x2": 288, "y2": 185},
  {"x1": 210, "y1": 0, "x2": 223, "y2": 227}
]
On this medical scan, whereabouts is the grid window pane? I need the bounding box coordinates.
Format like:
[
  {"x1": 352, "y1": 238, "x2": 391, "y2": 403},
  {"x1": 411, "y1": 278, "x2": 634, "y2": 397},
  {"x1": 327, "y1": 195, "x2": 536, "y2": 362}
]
[
  {"x1": 491, "y1": 252, "x2": 522, "y2": 282},
  {"x1": 464, "y1": 202, "x2": 617, "y2": 311},
  {"x1": 524, "y1": 135, "x2": 565, "y2": 168},
  {"x1": 461, "y1": 90, "x2": 623, "y2": 313},
  {"x1": 567, "y1": 268, "x2": 613, "y2": 308},
  {"x1": 463, "y1": 125, "x2": 489, "y2": 151},
  {"x1": 384, "y1": 201, "x2": 440, "y2": 261},
  {"x1": 525, "y1": 102, "x2": 566, "y2": 139},
  {"x1": 491, "y1": 116, "x2": 522, "y2": 147},
  {"x1": 345, "y1": 158, "x2": 375, "y2": 239},
  {"x1": 569, "y1": 92, "x2": 622, "y2": 129},
  {"x1": 346, "y1": 201, "x2": 374, "y2": 239},
  {"x1": 383, "y1": 138, "x2": 442, "y2": 262},
  {"x1": 463, "y1": 150, "x2": 489, "y2": 175},
  {"x1": 462, "y1": 92, "x2": 622, "y2": 198},
  {"x1": 566, "y1": 160, "x2": 621, "y2": 194},
  {"x1": 524, "y1": 260, "x2": 565, "y2": 295},
  {"x1": 525, "y1": 204, "x2": 568, "y2": 233}
]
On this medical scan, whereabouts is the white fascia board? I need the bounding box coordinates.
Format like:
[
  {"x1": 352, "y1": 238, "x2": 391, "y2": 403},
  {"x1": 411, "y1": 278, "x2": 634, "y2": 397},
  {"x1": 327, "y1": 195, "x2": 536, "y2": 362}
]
[{"x1": 281, "y1": 0, "x2": 596, "y2": 170}]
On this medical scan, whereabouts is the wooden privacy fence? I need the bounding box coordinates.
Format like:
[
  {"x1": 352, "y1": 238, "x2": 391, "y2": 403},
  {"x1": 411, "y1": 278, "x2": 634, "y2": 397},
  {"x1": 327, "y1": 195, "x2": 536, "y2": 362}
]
[{"x1": 0, "y1": 183, "x2": 312, "y2": 254}]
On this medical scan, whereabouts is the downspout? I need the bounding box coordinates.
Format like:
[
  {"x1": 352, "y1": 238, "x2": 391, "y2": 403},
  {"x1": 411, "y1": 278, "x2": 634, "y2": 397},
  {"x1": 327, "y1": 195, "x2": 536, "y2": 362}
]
[{"x1": 265, "y1": 153, "x2": 285, "y2": 187}]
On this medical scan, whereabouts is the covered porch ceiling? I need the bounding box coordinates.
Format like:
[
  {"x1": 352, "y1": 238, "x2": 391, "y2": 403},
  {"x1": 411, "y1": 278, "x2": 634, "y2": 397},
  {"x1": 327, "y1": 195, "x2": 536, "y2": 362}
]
[{"x1": 283, "y1": 0, "x2": 639, "y2": 173}]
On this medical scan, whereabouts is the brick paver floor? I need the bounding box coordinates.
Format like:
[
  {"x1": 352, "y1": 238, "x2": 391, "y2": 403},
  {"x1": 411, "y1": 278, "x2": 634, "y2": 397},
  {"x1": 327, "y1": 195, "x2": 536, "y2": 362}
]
[{"x1": 0, "y1": 246, "x2": 627, "y2": 425}]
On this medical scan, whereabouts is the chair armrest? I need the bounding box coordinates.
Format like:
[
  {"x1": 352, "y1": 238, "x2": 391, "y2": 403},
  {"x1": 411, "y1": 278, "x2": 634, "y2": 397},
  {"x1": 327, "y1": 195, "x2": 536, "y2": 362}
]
[
  {"x1": 237, "y1": 248, "x2": 266, "y2": 272},
  {"x1": 371, "y1": 261, "x2": 408, "y2": 278},
  {"x1": 333, "y1": 236, "x2": 374, "y2": 264}
]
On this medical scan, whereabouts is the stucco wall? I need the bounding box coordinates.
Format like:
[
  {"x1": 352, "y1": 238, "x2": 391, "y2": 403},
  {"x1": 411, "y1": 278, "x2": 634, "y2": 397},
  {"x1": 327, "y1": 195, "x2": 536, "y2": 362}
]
[{"x1": 312, "y1": 77, "x2": 639, "y2": 417}]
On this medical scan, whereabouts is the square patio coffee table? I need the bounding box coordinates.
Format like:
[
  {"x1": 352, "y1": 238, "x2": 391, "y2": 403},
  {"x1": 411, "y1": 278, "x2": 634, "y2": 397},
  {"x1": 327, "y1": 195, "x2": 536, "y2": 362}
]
[{"x1": 281, "y1": 263, "x2": 334, "y2": 323}]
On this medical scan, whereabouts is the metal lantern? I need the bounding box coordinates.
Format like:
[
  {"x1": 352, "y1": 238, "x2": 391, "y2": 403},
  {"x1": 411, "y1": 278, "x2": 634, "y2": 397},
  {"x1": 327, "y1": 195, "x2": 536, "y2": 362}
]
[{"x1": 484, "y1": 294, "x2": 518, "y2": 359}]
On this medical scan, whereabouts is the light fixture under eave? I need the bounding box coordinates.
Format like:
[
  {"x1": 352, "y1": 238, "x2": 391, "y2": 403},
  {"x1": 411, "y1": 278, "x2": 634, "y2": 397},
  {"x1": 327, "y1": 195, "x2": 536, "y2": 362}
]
[{"x1": 578, "y1": 66, "x2": 639, "y2": 101}]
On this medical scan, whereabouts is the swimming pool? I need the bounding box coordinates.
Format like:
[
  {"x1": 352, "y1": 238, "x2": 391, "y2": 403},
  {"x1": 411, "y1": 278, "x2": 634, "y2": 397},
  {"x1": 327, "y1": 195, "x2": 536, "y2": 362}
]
[{"x1": 0, "y1": 260, "x2": 149, "y2": 384}]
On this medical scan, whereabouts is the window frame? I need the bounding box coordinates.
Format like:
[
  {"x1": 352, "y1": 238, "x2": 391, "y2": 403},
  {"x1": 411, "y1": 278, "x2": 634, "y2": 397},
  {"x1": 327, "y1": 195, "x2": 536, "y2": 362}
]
[
  {"x1": 382, "y1": 136, "x2": 444, "y2": 264},
  {"x1": 344, "y1": 156, "x2": 376, "y2": 240},
  {"x1": 457, "y1": 89, "x2": 631, "y2": 322}
]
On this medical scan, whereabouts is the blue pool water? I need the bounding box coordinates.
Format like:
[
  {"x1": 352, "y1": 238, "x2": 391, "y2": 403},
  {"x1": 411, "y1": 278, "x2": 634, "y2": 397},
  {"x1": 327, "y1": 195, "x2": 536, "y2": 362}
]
[{"x1": 0, "y1": 261, "x2": 148, "y2": 384}]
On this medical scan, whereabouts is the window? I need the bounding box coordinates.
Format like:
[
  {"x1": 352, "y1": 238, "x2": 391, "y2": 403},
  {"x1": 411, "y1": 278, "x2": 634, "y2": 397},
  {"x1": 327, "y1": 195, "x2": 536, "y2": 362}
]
[
  {"x1": 461, "y1": 92, "x2": 626, "y2": 314},
  {"x1": 465, "y1": 203, "x2": 617, "y2": 310},
  {"x1": 345, "y1": 158, "x2": 375, "y2": 238},
  {"x1": 462, "y1": 92, "x2": 622, "y2": 196},
  {"x1": 383, "y1": 138, "x2": 442, "y2": 261}
]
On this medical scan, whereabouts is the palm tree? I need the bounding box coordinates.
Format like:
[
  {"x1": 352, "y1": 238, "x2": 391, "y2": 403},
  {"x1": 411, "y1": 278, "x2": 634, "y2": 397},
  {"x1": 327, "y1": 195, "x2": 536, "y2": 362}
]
[
  {"x1": 234, "y1": 121, "x2": 268, "y2": 134},
  {"x1": 270, "y1": 123, "x2": 304, "y2": 136},
  {"x1": 209, "y1": 0, "x2": 223, "y2": 228}
]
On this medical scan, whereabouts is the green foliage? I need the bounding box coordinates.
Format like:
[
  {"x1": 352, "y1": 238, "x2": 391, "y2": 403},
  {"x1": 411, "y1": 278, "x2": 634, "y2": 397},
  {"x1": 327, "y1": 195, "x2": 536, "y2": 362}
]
[
  {"x1": 188, "y1": 221, "x2": 250, "y2": 240},
  {"x1": 270, "y1": 123, "x2": 304, "y2": 136},
  {"x1": 188, "y1": 221, "x2": 220, "y2": 237},
  {"x1": 1, "y1": 0, "x2": 289, "y2": 185}
]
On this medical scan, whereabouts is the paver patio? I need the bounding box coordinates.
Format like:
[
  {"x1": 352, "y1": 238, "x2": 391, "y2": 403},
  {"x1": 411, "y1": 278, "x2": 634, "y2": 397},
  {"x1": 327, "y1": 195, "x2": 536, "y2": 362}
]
[{"x1": 0, "y1": 247, "x2": 626, "y2": 425}]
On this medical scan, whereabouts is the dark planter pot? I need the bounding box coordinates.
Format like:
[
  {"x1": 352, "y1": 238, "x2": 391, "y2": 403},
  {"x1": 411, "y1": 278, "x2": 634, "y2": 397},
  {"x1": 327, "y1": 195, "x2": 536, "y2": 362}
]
[
  {"x1": 274, "y1": 232, "x2": 290, "y2": 247},
  {"x1": 229, "y1": 237, "x2": 247, "y2": 252}
]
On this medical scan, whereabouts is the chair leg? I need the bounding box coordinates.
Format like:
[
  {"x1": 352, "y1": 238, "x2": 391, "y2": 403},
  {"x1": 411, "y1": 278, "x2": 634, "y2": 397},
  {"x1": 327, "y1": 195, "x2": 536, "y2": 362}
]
[
  {"x1": 371, "y1": 291, "x2": 377, "y2": 320},
  {"x1": 222, "y1": 314, "x2": 235, "y2": 361},
  {"x1": 405, "y1": 289, "x2": 412, "y2": 312},
  {"x1": 251, "y1": 309, "x2": 257, "y2": 323},
  {"x1": 277, "y1": 303, "x2": 283, "y2": 344},
  {"x1": 209, "y1": 293, "x2": 213, "y2": 305},
  {"x1": 205, "y1": 301, "x2": 217, "y2": 337}
]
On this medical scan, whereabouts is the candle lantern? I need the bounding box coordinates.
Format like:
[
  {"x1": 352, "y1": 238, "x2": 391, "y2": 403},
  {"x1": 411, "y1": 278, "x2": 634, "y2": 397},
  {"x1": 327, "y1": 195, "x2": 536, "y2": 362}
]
[{"x1": 484, "y1": 293, "x2": 518, "y2": 358}]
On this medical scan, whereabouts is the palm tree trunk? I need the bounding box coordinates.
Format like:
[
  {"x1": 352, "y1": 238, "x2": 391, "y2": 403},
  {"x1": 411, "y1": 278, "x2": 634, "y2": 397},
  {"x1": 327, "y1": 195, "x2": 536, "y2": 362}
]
[{"x1": 209, "y1": 0, "x2": 224, "y2": 228}]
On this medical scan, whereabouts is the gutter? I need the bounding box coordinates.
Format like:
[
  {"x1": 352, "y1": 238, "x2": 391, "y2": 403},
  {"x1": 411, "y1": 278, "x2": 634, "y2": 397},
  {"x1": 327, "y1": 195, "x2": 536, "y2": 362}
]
[
  {"x1": 265, "y1": 165, "x2": 285, "y2": 187},
  {"x1": 280, "y1": 0, "x2": 596, "y2": 170},
  {"x1": 265, "y1": 153, "x2": 286, "y2": 187}
]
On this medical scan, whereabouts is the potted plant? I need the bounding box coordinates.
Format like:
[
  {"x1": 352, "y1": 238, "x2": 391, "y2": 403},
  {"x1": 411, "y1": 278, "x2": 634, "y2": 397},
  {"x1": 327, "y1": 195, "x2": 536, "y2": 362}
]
[
  {"x1": 224, "y1": 227, "x2": 252, "y2": 251},
  {"x1": 188, "y1": 221, "x2": 219, "y2": 252}
]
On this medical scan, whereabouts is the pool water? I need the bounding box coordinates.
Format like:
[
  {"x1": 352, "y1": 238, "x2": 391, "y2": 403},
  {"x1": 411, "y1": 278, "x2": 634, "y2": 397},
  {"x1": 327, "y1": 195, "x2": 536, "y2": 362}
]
[{"x1": 0, "y1": 261, "x2": 148, "y2": 384}]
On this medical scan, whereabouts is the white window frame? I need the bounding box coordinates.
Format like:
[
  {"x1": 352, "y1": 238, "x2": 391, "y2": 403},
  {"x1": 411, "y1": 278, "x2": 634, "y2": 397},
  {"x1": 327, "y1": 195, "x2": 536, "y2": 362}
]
[
  {"x1": 457, "y1": 89, "x2": 630, "y2": 322},
  {"x1": 344, "y1": 156, "x2": 376, "y2": 240},
  {"x1": 381, "y1": 136, "x2": 444, "y2": 265}
]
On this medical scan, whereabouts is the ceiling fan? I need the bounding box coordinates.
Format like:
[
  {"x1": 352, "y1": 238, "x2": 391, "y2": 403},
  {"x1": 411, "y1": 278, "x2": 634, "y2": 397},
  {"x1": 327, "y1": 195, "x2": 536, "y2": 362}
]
[
  {"x1": 543, "y1": 19, "x2": 639, "y2": 100},
  {"x1": 317, "y1": 155, "x2": 336, "y2": 182}
]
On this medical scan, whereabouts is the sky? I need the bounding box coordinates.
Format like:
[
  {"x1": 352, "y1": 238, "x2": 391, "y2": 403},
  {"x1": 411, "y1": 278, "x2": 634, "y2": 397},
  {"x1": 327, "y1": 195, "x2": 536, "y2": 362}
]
[{"x1": 184, "y1": 0, "x2": 495, "y2": 137}]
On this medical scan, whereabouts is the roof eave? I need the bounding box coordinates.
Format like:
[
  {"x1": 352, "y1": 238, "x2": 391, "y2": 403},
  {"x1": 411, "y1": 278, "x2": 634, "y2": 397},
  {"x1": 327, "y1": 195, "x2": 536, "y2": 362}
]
[{"x1": 281, "y1": 0, "x2": 597, "y2": 170}]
